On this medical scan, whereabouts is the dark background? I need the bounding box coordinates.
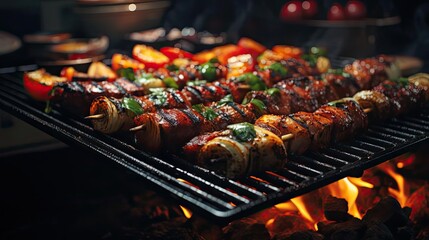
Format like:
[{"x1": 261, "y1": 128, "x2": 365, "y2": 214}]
[{"x1": 1, "y1": 0, "x2": 429, "y2": 239}]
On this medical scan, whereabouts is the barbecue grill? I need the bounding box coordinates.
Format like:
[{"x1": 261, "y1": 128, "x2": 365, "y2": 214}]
[{"x1": 1, "y1": 65, "x2": 428, "y2": 224}]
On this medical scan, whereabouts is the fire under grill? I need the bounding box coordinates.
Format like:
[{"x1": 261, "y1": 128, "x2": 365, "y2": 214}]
[{"x1": 1, "y1": 66, "x2": 428, "y2": 224}]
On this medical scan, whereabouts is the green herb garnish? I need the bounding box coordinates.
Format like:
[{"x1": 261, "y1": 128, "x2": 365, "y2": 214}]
[
  {"x1": 236, "y1": 73, "x2": 267, "y2": 90},
  {"x1": 265, "y1": 88, "x2": 280, "y2": 96},
  {"x1": 163, "y1": 77, "x2": 179, "y2": 89},
  {"x1": 200, "y1": 62, "x2": 217, "y2": 81},
  {"x1": 186, "y1": 79, "x2": 207, "y2": 86},
  {"x1": 166, "y1": 64, "x2": 179, "y2": 72},
  {"x1": 227, "y1": 122, "x2": 257, "y2": 142},
  {"x1": 208, "y1": 58, "x2": 219, "y2": 64},
  {"x1": 395, "y1": 77, "x2": 409, "y2": 86},
  {"x1": 192, "y1": 104, "x2": 218, "y2": 121},
  {"x1": 117, "y1": 68, "x2": 136, "y2": 81},
  {"x1": 268, "y1": 62, "x2": 288, "y2": 78},
  {"x1": 217, "y1": 94, "x2": 234, "y2": 106},
  {"x1": 122, "y1": 97, "x2": 144, "y2": 115},
  {"x1": 250, "y1": 99, "x2": 266, "y2": 115}
]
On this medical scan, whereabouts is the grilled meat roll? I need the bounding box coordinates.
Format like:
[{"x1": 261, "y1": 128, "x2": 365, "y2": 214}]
[
  {"x1": 353, "y1": 90, "x2": 391, "y2": 122},
  {"x1": 183, "y1": 123, "x2": 287, "y2": 178},
  {"x1": 242, "y1": 90, "x2": 291, "y2": 115},
  {"x1": 52, "y1": 78, "x2": 145, "y2": 116},
  {"x1": 89, "y1": 89, "x2": 191, "y2": 134},
  {"x1": 133, "y1": 102, "x2": 259, "y2": 153},
  {"x1": 323, "y1": 71, "x2": 360, "y2": 98},
  {"x1": 343, "y1": 56, "x2": 390, "y2": 90},
  {"x1": 255, "y1": 115, "x2": 311, "y2": 155},
  {"x1": 289, "y1": 112, "x2": 333, "y2": 150},
  {"x1": 373, "y1": 80, "x2": 426, "y2": 116},
  {"x1": 134, "y1": 108, "x2": 215, "y2": 153}
]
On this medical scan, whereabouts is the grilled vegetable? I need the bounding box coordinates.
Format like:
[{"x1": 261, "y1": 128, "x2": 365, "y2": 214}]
[
  {"x1": 132, "y1": 44, "x2": 170, "y2": 69},
  {"x1": 23, "y1": 69, "x2": 68, "y2": 101},
  {"x1": 353, "y1": 90, "x2": 391, "y2": 122},
  {"x1": 111, "y1": 53, "x2": 145, "y2": 71},
  {"x1": 184, "y1": 124, "x2": 287, "y2": 178}
]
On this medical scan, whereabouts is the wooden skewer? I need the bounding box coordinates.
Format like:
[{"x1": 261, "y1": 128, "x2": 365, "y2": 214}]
[
  {"x1": 129, "y1": 124, "x2": 145, "y2": 132},
  {"x1": 281, "y1": 133, "x2": 294, "y2": 141},
  {"x1": 85, "y1": 114, "x2": 105, "y2": 120},
  {"x1": 237, "y1": 85, "x2": 251, "y2": 90}
]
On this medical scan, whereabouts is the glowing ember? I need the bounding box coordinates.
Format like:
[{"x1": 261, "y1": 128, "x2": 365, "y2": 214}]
[{"x1": 179, "y1": 205, "x2": 193, "y2": 219}]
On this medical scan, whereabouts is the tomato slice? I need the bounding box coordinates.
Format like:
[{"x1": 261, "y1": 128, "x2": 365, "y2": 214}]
[
  {"x1": 272, "y1": 45, "x2": 303, "y2": 59},
  {"x1": 23, "y1": 69, "x2": 68, "y2": 101},
  {"x1": 160, "y1": 47, "x2": 193, "y2": 61},
  {"x1": 218, "y1": 46, "x2": 250, "y2": 65},
  {"x1": 237, "y1": 37, "x2": 266, "y2": 57},
  {"x1": 226, "y1": 54, "x2": 255, "y2": 79},
  {"x1": 132, "y1": 44, "x2": 169, "y2": 69},
  {"x1": 111, "y1": 53, "x2": 145, "y2": 71}
]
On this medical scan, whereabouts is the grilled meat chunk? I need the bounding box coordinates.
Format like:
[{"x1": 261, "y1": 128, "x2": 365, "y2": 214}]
[
  {"x1": 290, "y1": 112, "x2": 333, "y2": 150},
  {"x1": 134, "y1": 108, "x2": 215, "y2": 153},
  {"x1": 314, "y1": 105, "x2": 353, "y2": 142},
  {"x1": 344, "y1": 57, "x2": 388, "y2": 90},
  {"x1": 52, "y1": 78, "x2": 145, "y2": 116},
  {"x1": 255, "y1": 115, "x2": 311, "y2": 155}
]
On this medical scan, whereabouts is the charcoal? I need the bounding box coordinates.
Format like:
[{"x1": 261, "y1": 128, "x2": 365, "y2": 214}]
[
  {"x1": 406, "y1": 184, "x2": 429, "y2": 222},
  {"x1": 189, "y1": 214, "x2": 223, "y2": 240},
  {"x1": 266, "y1": 213, "x2": 311, "y2": 236},
  {"x1": 362, "y1": 223, "x2": 393, "y2": 240},
  {"x1": 223, "y1": 217, "x2": 270, "y2": 240},
  {"x1": 272, "y1": 230, "x2": 324, "y2": 240},
  {"x1": 363, "y1": 196, "x2": 409, "y2": 232},
  {"x1": 133, "y1": 217, "x2": 204, "y2": 240},
  {"x1": 317, "y1": 218, "x2": 366, "y2": 240},
  {"x1": 416, "y1": 224, "x2": 429, "y2": 240},
  {"x1": 323, "y1": 196, "x2": 352, "y2": 222},
  {"x1": 395, "y1": 226, "x2": 413, "y2": 240}
]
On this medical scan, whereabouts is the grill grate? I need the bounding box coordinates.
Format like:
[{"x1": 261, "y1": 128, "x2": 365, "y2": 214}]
[{"x1": 1, "y1": 67, "x2": 428, "y2": 223}]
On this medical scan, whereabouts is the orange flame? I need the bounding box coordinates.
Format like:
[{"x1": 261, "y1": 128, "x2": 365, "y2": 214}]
[
  {"x1": 290, "y1": 196, "x2": 315, "y2": 224},
  {"x1": 377, "y1": 162, "x2": 410, "y2": 207},
  {"x1": 179, "y1": 205, "x2": 193, "y2": 219},
  {"x1": 325, "y1": 177, "x2": 372, "y2": 219}
]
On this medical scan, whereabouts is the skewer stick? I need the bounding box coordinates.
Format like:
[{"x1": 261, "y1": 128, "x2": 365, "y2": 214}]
[
  {"x1": 281, "y1": 133, "x2": 294, "y2": 141},
  {"x1": 364, "y1": 108, "x2": 372, "y2": 114},
  {"x1": 85, "y1": 114, "x2": 105, "y2": 120},
  {"x1": 129, "y1": 124, "x2": 146, "y2": 132},
  {"x1": 238, "y1": 85, "x2": 251, "y2": 90}
]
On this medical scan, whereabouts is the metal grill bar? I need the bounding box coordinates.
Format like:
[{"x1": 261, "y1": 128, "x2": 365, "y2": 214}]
[{"x1": 1, "y1": 68, "x2": 428, "y2": 223}]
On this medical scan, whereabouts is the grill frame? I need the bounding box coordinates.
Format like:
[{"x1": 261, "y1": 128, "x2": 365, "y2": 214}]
[{"x1": 1, "y1": 66, "x2": 428, "y2": 224}]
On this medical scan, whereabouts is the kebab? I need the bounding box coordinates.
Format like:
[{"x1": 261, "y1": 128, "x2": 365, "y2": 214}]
[
  {"x1": 183, "y1": 77, "x2": 428, "y2": 178},
  {"x1": 128, "y1": 61, "x2": 393, "y2": 153},
  {"x1": 87, "y1": 74, "x2": 265, "y2": 133},
  {"x1": 49, "y1": 77, "x2": 145, "y2": 116}
]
